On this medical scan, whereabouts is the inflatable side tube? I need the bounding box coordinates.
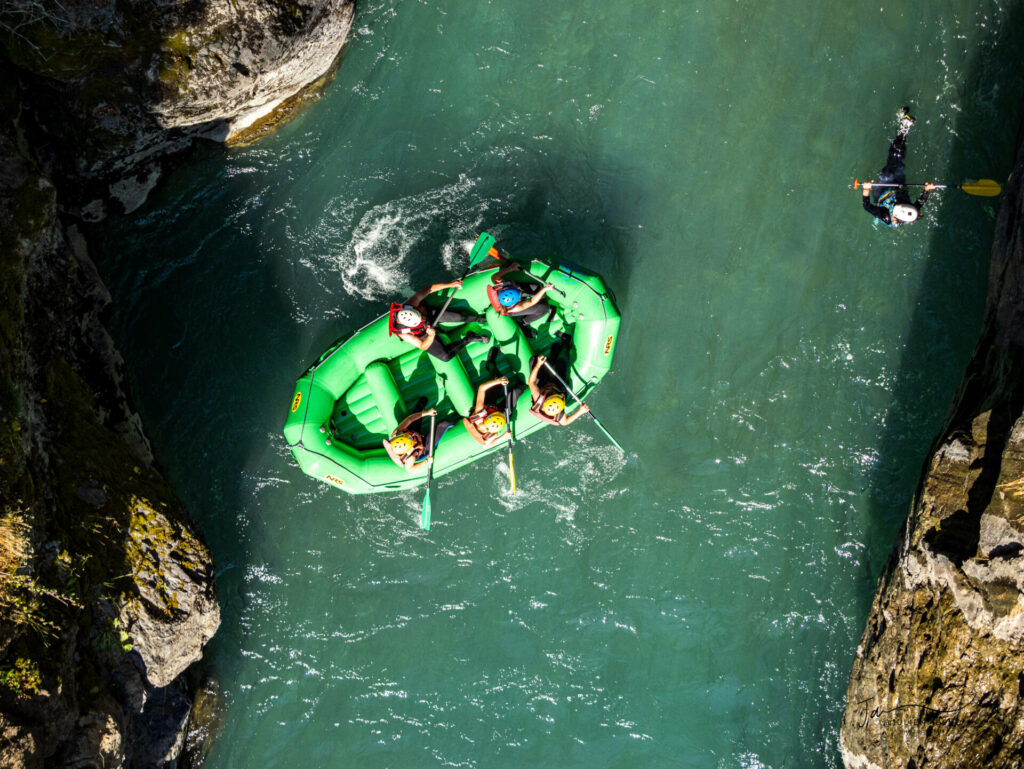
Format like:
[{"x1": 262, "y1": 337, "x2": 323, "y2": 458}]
[
  {"x1": 428, "y1": 353, "x2": 475, "y2": 416},
  {"x1": 363, "y1": 361, "x2": 405, "y2": 434},
  {"x1": 484, "y1": 307, "x2": 534, "y2": 380}
]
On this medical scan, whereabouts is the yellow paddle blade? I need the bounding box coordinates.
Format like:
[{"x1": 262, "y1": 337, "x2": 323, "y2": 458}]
[
  {"x1": 959, "y1": 179, "x2": 1002, "y2": 196},
  {"x1": 508, "y1": 450, "x2": 516, "y2": 494}
]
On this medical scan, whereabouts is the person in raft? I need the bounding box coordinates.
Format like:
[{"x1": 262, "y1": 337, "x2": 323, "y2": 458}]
[
  {"x1": 527, "y1": 355, "x2": 590, "y2": 426},
  {"x1": 463, "y1": 377, "x2": 510, "y2": 447},
  {"x1": 390, "y1": 280, "x2": 488, "y2": 361},
  {"x1": 487, "y1": 262, "x2": 555, "y2": 325},
  {"x1": 383, "y1": 408, "x2": 454, "y2": 471},
  {"x1": 861, "y1": 108, "x2": 936, "y2": 227}
]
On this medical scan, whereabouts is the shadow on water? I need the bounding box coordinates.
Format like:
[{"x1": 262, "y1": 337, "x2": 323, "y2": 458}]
[{"x1": 863, "y1": 3, "x2": 1024, "y2": 582}]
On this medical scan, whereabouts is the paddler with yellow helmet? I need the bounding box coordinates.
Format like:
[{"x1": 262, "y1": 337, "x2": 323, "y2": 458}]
[
  {"x1": 527, "y1": 355, "x2": 589, "y2": 427},
  {"x1": 383, "y1": 408, "x2": 454, "y2": 471},
  {"x1": 861, "y1": 107, "x2": 936, "y2": 227},
  {"x1": 463, "y1": 377, "x2": 511, "y2": 447}
]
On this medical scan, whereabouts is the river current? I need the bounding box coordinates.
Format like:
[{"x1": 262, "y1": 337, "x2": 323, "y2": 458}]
[{"x1": 94, "y1": 2, "x2": 1024, "y2": 767}]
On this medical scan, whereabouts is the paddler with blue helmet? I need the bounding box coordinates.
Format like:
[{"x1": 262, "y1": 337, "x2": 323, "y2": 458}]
[
  {"x1": 861, "y1": 108, "x2": 936, "y2": 227},
  {"x1": 527, "y1": 355, "x2": 589, "y2": 427},
  {"x1": 487, "y1": 262, "x2": 555, "y2": 326},
  {"x1": 383, "y1": 408, "x2": 454, "y2": 471},
  {"x1": 391, "y1": 280, "x2": 488, "y2": 361},
  {"x1": 462, "y1": 377, "x2": 511, "y2": 447}
]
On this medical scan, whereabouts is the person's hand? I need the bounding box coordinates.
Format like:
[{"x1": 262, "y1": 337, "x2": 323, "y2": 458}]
[
  {"x1": 537, "y1": 355, "x2": 547, "y2": 364},
  {"x1": 425, "y1": 408, "x2": 438, "y2": 417},
  {"x1": 545, "y1": 283, "x2": 554, "y2": 289},
  {"x1": 452, "y1": 279, "x2": 463, "y2": 289},
  {"x1": 580, "y1": 404, "x2": 590, "y2": 414},
  {"x1": 499, "y1": 376, "x2": 509, "y2": 385},
  {"x1": 924, "y1": 182, "x2": 936, "y2": 191},
  {"x1": 508, "y1": 261, "x2": 520, "y2": 270}
]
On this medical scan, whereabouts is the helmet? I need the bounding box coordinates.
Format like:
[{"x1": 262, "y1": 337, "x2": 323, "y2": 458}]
[
  {"x1": 481, "y1": 412, "x2": 507, "y2": 434},
  {"x1": 497, "y1": 287, "x2": 522, "y2": 307},
  {"x1": 389, "y1": 432, "x2": 417, "y2": 456},
  {"x1": 541, "y1": 393, "x2": 565, "y2": 417},
  {"x1": 395, "y1": 308, "x2": 423, "y2": 328},
  {"x1": 892, "y1": 204, "x2": 919, "y2": 223}
]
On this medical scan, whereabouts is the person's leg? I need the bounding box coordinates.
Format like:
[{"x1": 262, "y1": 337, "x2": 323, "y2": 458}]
[
  {"x1": 433, "y1": 420, "x2": 454, "y2": 445},
  {"x1": 426, "y1": 337, "x2": 454, "y2": 361},
  {"x1": 878, "y1": 109, "x2": 913, "y2": 186},
  {"x1": 878, "y1": 136, "x2": 906, "y2": 186},
  {"x1": 441, "y1": 333, "x2": 489, "y2": 358},
  {"x1": 433, "y1": 308, "x2": 467, "y2": 324}
]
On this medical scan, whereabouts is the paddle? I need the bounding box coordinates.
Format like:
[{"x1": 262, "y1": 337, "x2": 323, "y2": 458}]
[
  {"x1": 853, "y1": 178, "x2": 1002, "y2": 197},
  {"x1": 434, "y1": 232, "x2": 498, "y2": 324},
  {"x1": 420, "y1": 412, "x2": 437, "y2": 531},
  {"x1": 487, "y1": 247, "x2": 567, "y2": 297},
  {"x1": 540, "y1": 360, "x2": 624, "y2": 453},
  {"x1": 502, "y1": 381, "x2": 516, "y2": 493}
]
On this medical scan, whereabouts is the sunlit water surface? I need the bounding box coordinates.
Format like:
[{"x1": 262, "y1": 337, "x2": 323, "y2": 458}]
[{"x1": 93, "y1": 1, "x2": 1024, "y2": 766}]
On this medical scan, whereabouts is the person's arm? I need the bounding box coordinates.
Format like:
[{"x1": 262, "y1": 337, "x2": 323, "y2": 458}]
[
  {"x1": 396, "y1": 326, "x2": 436, "y2": 350},
  {"x1": 395, "y1": 408, "x2": 436, "y2": 434},
  {"x1": 527, "y1": 357, "x2": 545, "y2": 400},
  {"x1": 407, "y1": 280, "x2": 462, "y2": 307},
  {"x1": 561, "y1": 403, "x2": 590, "y2": 426},
  {"x1": 517, "y1": 285, "x2": 552, "y2": 310},
  {"x1": 914, "y1": 182, "x2": 935, "y2": 209},
  {"x1": 492, "y1": 262, "x2": 520, "y2": 283},
  {"x1": 462, "y1": 416, "x2": 487, "y2": 446},
  {"x1": 861, "y1": 181, "x2": 892, "y2": 224},
  {"x1": 474, "y1": 377, "x2": 508, "y2": 411}
]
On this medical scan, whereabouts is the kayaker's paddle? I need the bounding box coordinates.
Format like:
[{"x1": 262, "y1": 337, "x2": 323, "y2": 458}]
[
  {"x1": 502, "y1": 381, "x2": 516, "y2": 493},
  {"x1": 488, "y1": 247, "x2": 567, "y2": 297},
  {"x1": 541, "y1": 360, "x2": 624, "y2": 453},
  {"x1": 853, "y1": 178, "x2": 1002, "y2": 197},
  {"x1": 434, "y1": 232, "x2": 497, "y2": 324},
  {"x1": 420, "y1": 412, "x2": 437, "y2": 531}
]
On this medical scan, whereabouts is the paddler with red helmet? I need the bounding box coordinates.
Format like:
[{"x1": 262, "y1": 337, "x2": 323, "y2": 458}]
[
  {"x1": 527, "y1": 355, "x2": 589, "y2": 427},
  {"x1": 390, "y1": 280, "x2": 488, "y2": 361}
]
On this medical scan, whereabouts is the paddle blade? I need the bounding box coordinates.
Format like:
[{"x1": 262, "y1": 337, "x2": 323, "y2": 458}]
[
  {"x1": 508, "y1": 449, "x2": 516, "y2": 494},
  {"x1": 469, "y1": 233, "x2": 497, "y2": 267},
  {"x1": 959, "y1": 179, "x2": 1002, "y2": 197},
  {"x1": 421, "y1": 493, "x2": 431, "y2": 530}
]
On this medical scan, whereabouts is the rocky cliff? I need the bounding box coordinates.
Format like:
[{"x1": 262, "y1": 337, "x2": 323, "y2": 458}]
[
  {"x1": 840, "y1": 133, "x2": 1024, "y2": 766},
  {"x1": 0, "y1": 1, "x2": 355, "y2": 766},
  {"x1": 2, "y1": 0, "x2": 355, "y2": 216}
]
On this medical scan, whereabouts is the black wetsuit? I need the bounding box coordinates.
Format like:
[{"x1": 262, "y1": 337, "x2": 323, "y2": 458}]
[{"x1": 862, "y1": 131, "x2": 930, "y2": 226}]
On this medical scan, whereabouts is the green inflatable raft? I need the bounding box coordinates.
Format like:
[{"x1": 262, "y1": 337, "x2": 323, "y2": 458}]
[{"x1": 283, "y1": 257, "x2": 620, "y2": 494}]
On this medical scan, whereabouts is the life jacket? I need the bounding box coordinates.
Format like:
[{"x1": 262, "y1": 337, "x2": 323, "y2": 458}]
[
  {"x1": 877, "y1": 189, "x2": 901, "y2": 228},
  {"x1": 486, "y1": 281, "x2": 514, "y2": 313},
  {"x1": 468, "y1": 404, "x2": 500, "y2": 427},
  {"x1": 388, "y1": 303, "x2": 427, "y2": 337}
]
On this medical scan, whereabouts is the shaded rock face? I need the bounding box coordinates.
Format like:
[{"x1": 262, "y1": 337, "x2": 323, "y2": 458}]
[
  {"x1": 841, "y1": 135, "x2": 1024, "y2": 767},
  {"x1": 1, "y1": 0, "x2": 355, "y2": 214},
  {"x1": 0, "y1": 131, "x2": 219, "y2": 766}
]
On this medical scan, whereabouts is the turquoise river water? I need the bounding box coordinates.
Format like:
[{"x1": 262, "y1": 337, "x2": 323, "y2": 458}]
[{"x1": 93, "y1": 1, "x2": 1024, "y2": 767}]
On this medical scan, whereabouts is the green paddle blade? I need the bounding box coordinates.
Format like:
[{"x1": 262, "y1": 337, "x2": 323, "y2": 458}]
[
  {"x1": 468, "y1": 232, "x2": 496, "y2": 267},
  {"x1": 421, "y1": 494, "x2": 431, "y2": 530},
  {"x1": 958, "y1": 179, "x2": 1002, "y2": 197}
]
